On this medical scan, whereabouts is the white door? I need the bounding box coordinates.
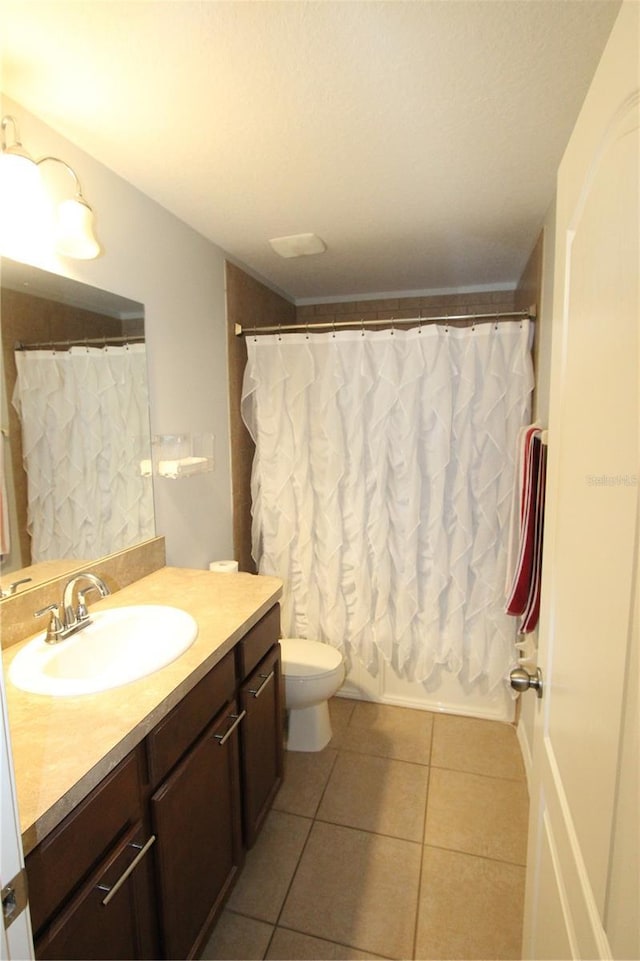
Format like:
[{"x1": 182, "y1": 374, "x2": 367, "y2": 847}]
[
  {"x1": 0, "y1": 669, "x2": 34, "y2": 960},
  {"x1": 522, "y1": 3, "x2": 639, "y2": 959}
]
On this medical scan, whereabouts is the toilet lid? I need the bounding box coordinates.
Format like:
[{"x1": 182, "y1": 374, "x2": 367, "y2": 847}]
[{"x1": 280, "y1": 638, "x2": 343, "y2": 677}]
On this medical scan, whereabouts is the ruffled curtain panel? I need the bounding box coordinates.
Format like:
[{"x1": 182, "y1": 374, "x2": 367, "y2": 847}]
[
  {"x1": 12, "y1": 344, "x2": 154, "y2": 562},
  {"x1": 242, "y1": 322, "x2": 534, "y2": 691}
]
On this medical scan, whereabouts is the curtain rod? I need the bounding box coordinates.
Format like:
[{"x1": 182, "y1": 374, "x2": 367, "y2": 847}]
[
  {"x1": 235, "y1": 307, "x2": 535, "y2": 337},
  {"x1": 15, "y1": 334, "x2": 145, "y2": 351}
]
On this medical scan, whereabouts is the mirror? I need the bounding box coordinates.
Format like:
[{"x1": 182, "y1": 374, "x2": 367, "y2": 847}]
[{"x1": 0, "y1": 257, "x2": 155, "y2": 594}]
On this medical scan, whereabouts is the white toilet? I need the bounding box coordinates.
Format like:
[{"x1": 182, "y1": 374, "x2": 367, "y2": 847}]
[{"x1": 279, "y1": 638, "x2": 345, "y2": 751}]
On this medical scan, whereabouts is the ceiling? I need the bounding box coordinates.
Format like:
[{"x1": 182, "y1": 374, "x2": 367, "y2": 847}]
[{"x1": 1, "y1": 1, "x2": 621, "y2": 303}]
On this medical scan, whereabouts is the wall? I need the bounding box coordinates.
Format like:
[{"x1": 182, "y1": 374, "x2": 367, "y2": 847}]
[
  {"x1": 1, "y1": 97, "x2": 235, "y2": 570},
  {"x1": 296, "y1": 288, "x2": 516, "y2": 327},
  {"x1": 225, "y1": 262, "x2": 296, "y2": 572},
  {"x1": 513, "y1": 210, "x2": 555, "y2": 773}
]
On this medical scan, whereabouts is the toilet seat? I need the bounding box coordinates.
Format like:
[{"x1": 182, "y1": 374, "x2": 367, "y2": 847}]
[{"x1": 280, "y1": 638, "x2": 342, "y2": 678}]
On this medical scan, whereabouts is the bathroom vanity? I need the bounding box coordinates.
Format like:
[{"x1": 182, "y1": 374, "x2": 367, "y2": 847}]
[{"x1": 2, "y1": 566, "x2": 284, "y2": 960}]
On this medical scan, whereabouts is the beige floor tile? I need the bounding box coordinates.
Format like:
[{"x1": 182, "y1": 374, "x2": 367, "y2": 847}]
[
  {"x1": 415, "y1": 846, "x2": 525, "y2": 959},
  {"x1": 340, "y1": 700, "x2": 433, "y2": 765},
  {"x1": 274, "y1": 747, "x2": 337, "y2": 818},
  {"x1": 425, "y1": 767, "x2": 529, "y2": 864},
  {"x1": 226, "y1": 810, "x2": 312, "y2": 922},
  {"x1": 317, "y1": 750, "x2": 429, "y2": 841},
  {"x1": 200, "y1": 909, "x2": 273, "y2": 960},
  {"x1": 280, "y1": 820, "x2": 421, "y2": 959},
  {"x1": 432, "y1": 713, "x2": 525, "y2": 779},
  {"x1": 328, "y1": 695, "x2": 357, "y2": 747},
  {"x1": 266, "y1": 927, "x2": 390, "y2": 960}
]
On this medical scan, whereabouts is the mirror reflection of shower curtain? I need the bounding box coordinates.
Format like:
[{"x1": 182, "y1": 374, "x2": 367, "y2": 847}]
[
  {"x1": 12, "y1": 344, "x2": 154, "y2": 562},
  {"x1": 242, "y1": 323, "x2": 533, "y2": 691}
]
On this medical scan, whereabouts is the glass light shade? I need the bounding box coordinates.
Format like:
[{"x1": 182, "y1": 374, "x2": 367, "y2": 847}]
[
  {"x1": 55, "y1": 197, "x2": 101, "y2": 259},
  {"x1": 0, "y1": 151, "x2": 54, "y2": 260}
]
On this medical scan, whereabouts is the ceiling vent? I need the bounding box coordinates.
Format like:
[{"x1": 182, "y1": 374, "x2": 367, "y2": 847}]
[{"x1": 268, "y1": 233, "x2": 326, "y2": 258}]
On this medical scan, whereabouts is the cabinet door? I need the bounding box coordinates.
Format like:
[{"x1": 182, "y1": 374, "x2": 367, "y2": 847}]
[
  {"x1": 34, "y1": 823, "x2": 157, "y2": 960},
  {"x1": 150, "y1": 702, "x2": 243, "y2": 960},
  {"x1": 239, "y1": 643, "x2": 284, "y2": 848}
]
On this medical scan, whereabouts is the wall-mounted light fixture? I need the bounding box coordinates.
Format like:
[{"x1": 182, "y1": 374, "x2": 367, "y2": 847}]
[{"x1": 1, "y1": 115, "x2": 101, "y2": 260}]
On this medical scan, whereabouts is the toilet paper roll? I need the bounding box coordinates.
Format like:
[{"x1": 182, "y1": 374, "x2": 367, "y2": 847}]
[{"x1": 209, "y1": 560, "x2": 239, "y2": 574}]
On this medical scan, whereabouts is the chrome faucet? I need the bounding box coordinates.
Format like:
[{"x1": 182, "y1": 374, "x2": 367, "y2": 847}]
[
  {"x1": 62, "y1": 572, "x2": 110, "y2": 629},
  {"x1": 35, "y1": 572, "x2": 111, "y2": 644}
]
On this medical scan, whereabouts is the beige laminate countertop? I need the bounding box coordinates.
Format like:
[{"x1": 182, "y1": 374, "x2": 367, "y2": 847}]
[{"x1": 3, "y1": 566, "x2": 282, "y2": 855}]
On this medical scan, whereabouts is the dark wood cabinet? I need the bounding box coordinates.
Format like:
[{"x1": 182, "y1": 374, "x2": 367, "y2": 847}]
[
  {"x1": 34, "y1": 823, "x2": 157, "y2": 961},
  {"x1": 26, "y1": 748, "x2": 158, "y2": 961},
  {"x1": 238, "y1": 642, "x2": 284, "y2": 848},
  {"x1": 150, "y1": 702, "x2": 243, "y2": 960},
  {"x1": 24, "y1": 601, "x2": 283, "y2": 961}
]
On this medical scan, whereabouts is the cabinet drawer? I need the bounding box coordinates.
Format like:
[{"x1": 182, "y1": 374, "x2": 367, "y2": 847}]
[
  {"x1": 235, "y1": 604, "x2": 280, "y2": 679},
  {"x1": 147, "y1": 650, "x2": 235, "y2": 788},
  {"x1": 35, "y1": 822, "x2": 156, "y2": 960},
  {"x1": 26, "y1": 748, "x2": 144, "y2": 936}
]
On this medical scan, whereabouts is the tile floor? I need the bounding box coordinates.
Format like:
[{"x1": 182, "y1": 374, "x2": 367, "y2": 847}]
[{"x1": 201, "y1": 697, "x2": 528, "y2": 961}]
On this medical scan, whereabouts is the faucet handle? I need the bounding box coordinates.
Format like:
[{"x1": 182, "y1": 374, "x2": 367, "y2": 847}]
[
  {"x1": 35, "y1": 603, "x2": 64, "y2": 644},
  {"x1": 1, "y1": 577, "x2": 33, "y2": 598}
]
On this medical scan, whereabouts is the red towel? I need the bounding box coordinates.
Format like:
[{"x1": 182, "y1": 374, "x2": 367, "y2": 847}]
[{"x1": 505, "y1": 428, "x2": 547, "y2": 633}]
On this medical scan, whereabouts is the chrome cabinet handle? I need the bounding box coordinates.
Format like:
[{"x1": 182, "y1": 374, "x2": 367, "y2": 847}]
[
  {"x1": 248, "y1": 670, "x2": 275, "y2": 699},
  {"x1": 214, "y1": 710, "x2": 246, "y2": 746},
  {"x1": 97, "y1": 834, "x2": 156, "y2": 906}
]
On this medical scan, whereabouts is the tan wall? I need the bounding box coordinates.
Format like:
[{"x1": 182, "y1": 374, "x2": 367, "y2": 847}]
[
  {"x1": 513, "y1": 220, "x2": 554, "y2": 761},
  {"x1": 225, "y1": 262, "x2": 296, "y2": 572},
  {"x1": 296, "y1": 289, "x2": 516, "y2": 328},
  {"x1": 514, "y1": 231, "x2": 544, "y2": 418}
]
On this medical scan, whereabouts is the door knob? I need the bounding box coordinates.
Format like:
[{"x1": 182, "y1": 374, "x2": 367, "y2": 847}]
[{"x1": 510, "y1": 666, "x2": 543, "y2": 698}]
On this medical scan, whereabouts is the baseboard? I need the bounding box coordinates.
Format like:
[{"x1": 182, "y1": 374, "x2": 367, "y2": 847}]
[{"x1": 516, "y1": 714, "x2": 534, "y2": 790}]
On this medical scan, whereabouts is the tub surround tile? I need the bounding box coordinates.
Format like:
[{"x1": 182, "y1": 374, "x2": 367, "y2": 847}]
[
  {"x1": 431, "y1": 713, "x2": 525, "y2": 780},
  {"x1": 317, "y1": 750, "x2": 429, "y2": 842},
  {"x1": 425, "y1": 767, "x2": 529, "y2": 865},
  {"x1": 415, "y1": 846, "x2": 526, "y2": 960},
  {"x1": 280, "y1": 820, "x2": 421, "y2": 960},
  {"x1": 200, "y1": 909, "x2": 273, "y2": 960},
  {"x1": 266, "y1": 927, "x2": 390, "y2": 960},
  {"x1": 273, "y1": 748, "x2": 338, "y2": 818},
  {"x1": 226, "y1": 810, "x2": 312, "y2": 923},
  {"x1": 339, "y1": 700, "x2": 433, "y2": 765}
]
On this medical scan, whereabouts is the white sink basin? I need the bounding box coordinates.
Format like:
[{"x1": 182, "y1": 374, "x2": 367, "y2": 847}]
[{"x1": 9, "y1": 605, "x2": 198, "y2": 697}]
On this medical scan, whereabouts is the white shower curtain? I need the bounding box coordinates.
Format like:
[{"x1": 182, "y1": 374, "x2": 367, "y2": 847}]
[
  {"x1": 12, "y1": 343, "x2": 154, "y2": 562},
  {"x1": 242, "y1": 322, "x2": 534, "y2": 691}
]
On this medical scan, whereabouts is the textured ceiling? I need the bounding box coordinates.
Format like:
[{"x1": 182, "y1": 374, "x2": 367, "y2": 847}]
[{"x1": 1, "y1": 1, "x2": 621, "y2": 302}]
